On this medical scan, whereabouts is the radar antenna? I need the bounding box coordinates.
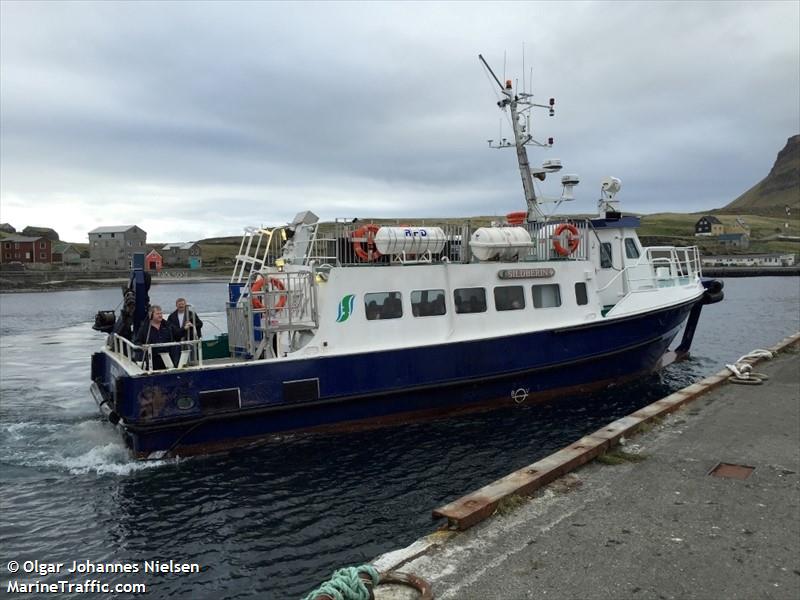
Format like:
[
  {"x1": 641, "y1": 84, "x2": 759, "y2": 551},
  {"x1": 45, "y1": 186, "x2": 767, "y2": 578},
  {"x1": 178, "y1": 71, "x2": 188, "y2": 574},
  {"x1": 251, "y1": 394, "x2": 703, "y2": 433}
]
[{"x1": 479, "y1": 53, "x2": 557, "y2": 222}]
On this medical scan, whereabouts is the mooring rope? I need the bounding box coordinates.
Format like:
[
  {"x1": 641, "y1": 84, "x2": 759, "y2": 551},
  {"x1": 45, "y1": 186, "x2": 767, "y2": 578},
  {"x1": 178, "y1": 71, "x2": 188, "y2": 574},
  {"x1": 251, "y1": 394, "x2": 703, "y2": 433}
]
[
  {"x1": 302, "y1": 564, "x2": 379, "y2": 600},
  {"x1": 725, "y1": 349, "x2": 774, "y2": 385}
]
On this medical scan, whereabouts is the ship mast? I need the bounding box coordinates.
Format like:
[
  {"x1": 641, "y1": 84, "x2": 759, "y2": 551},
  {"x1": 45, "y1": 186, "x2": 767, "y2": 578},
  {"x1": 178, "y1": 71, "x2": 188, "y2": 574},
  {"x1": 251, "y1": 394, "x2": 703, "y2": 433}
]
[{"x1": 479, "y1": 54, "x2": 556, "y2": 222}]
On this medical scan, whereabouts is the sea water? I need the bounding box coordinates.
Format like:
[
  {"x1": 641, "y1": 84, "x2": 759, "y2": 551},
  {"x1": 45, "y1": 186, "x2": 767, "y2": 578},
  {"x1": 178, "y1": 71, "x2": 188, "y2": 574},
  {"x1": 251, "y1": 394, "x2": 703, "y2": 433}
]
[{"x1": 1, "y1": 278, "x2": 798, "y2": 598}]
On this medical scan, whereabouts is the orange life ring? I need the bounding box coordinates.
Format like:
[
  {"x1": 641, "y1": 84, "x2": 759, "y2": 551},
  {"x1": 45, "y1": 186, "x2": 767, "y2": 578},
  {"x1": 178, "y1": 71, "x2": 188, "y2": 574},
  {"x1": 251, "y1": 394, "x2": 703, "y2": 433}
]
[
  {"x1": 251, "y1": 275, "x2": 287, "y2": 310},
  {"x1": 552, "y1": 223, "x2": 580, "y2": 256},
  {"x1": 351, "y1": 224, "x2": 382, "y2": 261},
  {"x1": 506, "y1": 211, "x2": 527, "y2": 225}
]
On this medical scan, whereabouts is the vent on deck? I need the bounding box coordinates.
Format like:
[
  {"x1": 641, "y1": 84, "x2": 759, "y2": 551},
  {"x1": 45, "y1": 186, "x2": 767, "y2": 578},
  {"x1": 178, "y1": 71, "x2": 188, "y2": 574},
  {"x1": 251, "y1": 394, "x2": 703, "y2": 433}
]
[{"x1": 709, "y1": 462, "x2": 755, "y2": 480}]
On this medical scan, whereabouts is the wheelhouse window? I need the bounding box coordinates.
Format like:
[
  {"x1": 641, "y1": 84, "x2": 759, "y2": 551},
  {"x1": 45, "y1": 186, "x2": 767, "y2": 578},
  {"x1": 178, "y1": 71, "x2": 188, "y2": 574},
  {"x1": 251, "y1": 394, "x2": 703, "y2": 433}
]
[
  {"x1": 454, "y1": 288, "x2": 486, "y2": 314},
  {"x1": 411, "y1": 289, "x2": 446, "y2": 317},
  {"x1": 625, "y1": 238, "x2": 640, "y2": 259},
  {"x1": 493, "y1": 285, "x2": 525, "y2": 311},
  {"x1": 575, "y1": 282, "x2": 589, "y2": 306},
  {"x1": 364, "y1": 291, "x2": 403, "y2": 320},
  {"x1": 600, "y1": 242, "x2": 613, "y2": 268},
  {"x1": 532, "y1": 284, "x2": 561, "y2": 308}
]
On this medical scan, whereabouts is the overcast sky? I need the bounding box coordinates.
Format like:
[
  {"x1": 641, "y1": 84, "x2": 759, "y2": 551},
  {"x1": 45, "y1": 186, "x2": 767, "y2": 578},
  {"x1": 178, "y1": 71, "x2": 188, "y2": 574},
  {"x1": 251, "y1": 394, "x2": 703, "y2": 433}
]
[{"x1": 1, "y1": 1, "x2": 798, "y2": 243}]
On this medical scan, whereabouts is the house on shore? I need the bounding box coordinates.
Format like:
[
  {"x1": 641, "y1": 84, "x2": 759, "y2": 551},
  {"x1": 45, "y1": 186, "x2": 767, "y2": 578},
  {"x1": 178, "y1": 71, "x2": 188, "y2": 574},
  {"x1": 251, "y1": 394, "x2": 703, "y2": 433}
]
[
  {"x1": 1, "y1": 234, "x2": 53, "y2": 264},
  {"x1": 145, "y1": 249, "x2": 163, "y2": 272},
  {"x1": 88, "y1": 225, "x2": 146, "y2": 270},
  {"x1": 717, "y1": 232, "x2": 750, "y2": 249},
  {"x1": 162, "y1": 242, "x2": 202, "y2": 268},
  {"x1": 694, "y1": 216, "x2": 723, "y2": 236},
  {"x1": 52, "y1": 242, "x2": 82, "y2": 267}
]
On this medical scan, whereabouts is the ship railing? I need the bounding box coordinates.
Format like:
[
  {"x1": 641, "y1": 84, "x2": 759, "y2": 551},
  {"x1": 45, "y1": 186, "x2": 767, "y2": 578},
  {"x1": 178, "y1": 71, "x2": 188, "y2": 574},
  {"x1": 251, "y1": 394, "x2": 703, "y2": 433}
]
[
  {"x1": 249, "y1": 270, "x2": 318, "y2": 331},
  {"x1": 639, "y1": 246, "x2": 702, "y2": 282},
  {"x1": 305, "y1": 221, "x2": 467, "y2": 266},
  {"x1": 523, "y1": 219, "x2": 592, "y2": 262},
  {"x1": 305, "y1": 219, "x2": 593, "y2": 266},
  {"x1": 109, "y1": 334, "x2": 204, "y2": 372},
  {"x1": 598, "y1": 245, "x2": 703, "y2": 300},
  {"x1": 228, "y1": 270, "x2": 318, "y2": 359}
]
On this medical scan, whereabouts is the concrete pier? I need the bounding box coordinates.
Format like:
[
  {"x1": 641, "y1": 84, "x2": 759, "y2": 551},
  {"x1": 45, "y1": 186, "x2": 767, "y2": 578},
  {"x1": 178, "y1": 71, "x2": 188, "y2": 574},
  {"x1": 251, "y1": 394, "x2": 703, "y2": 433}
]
[{"x1": 374, "y1": 338, "x2": 800, "y2": 599}]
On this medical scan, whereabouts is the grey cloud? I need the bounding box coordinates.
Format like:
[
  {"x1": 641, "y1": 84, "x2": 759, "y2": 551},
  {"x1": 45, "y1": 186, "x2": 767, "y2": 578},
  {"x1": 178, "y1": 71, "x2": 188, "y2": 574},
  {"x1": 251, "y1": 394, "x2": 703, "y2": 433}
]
[{"x1": 1, "y1": 1, "x2": 798, "y2": 242}]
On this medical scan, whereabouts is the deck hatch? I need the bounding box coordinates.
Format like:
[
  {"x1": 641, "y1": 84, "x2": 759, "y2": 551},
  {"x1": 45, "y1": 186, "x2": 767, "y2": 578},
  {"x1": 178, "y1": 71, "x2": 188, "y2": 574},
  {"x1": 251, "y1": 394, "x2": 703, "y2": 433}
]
[
  {"x1": 283, "y1": 378, "x2": 320, "y2": 403},
  {"x1": 709, "y1": 462, "x2": 754, "y2": 480},
  {"x1": 199, "y1": 388, "x2": 241, "y2": 414}
]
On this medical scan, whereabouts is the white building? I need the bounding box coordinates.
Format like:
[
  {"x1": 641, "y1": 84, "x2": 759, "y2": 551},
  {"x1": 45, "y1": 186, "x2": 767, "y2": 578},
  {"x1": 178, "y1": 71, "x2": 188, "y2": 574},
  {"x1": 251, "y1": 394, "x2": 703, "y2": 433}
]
[{"x1": 701, "y1": 253, "x2": 796, "y2": 267}]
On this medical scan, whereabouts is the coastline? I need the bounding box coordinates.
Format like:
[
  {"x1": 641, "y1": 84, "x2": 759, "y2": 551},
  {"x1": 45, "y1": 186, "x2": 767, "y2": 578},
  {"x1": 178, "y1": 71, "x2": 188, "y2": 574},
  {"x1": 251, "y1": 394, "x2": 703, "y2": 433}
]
[{"x1": 0, "y1": 275, "x2": 229, "y2": 294}]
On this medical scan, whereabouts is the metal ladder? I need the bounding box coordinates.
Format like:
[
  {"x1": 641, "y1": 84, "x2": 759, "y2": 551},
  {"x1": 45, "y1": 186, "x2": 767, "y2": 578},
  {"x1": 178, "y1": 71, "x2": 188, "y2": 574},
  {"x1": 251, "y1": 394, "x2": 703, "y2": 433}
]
[{"x1": 231, "y1": 227, "x2": 285, "y2": 287}]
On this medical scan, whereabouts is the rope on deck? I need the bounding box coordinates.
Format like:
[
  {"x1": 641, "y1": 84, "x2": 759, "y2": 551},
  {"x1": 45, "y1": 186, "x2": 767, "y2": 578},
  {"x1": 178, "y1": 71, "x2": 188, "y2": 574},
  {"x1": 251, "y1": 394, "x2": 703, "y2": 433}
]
[
  {"x1": 726, "y1": 349, "x2": 774, "y2": 385},
  {"x1": 303, "y1": 564, "x2": 379, "y2": 600}
]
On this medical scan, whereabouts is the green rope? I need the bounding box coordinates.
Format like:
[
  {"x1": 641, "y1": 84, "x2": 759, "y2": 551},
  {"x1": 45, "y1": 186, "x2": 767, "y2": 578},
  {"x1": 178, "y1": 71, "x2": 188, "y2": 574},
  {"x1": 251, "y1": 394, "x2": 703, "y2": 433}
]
[{"x1": 302, "y1": 564, "x2": 379, "y2": 600}]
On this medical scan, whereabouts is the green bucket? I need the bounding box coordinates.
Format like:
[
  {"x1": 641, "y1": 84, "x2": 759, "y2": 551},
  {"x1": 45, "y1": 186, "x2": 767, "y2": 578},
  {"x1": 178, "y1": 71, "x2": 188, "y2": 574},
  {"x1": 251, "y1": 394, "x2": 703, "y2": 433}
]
[{"x1": 201, "y1": 334, "x2": 230, "y2": 359}]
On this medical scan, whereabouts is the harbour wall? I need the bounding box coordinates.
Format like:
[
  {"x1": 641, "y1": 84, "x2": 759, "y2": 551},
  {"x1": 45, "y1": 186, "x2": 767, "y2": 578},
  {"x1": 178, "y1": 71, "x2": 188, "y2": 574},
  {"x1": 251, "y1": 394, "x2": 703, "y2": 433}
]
[{"x1": 371, "y1": 332, "x2": 800, "y2": 599}]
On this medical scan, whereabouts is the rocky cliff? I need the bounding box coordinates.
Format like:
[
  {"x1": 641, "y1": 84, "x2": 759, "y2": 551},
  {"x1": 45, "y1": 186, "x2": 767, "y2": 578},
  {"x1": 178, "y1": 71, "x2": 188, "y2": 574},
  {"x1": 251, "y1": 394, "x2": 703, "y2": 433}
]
[{"x1": 717, "y1": 135, "x2": 799, "y2": 217}]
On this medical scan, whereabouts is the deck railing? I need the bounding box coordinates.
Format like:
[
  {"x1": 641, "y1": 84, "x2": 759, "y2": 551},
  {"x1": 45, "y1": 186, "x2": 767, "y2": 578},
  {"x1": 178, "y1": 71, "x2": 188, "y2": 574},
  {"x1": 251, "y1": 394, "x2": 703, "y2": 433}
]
[
  {"x1": 598, "y1": 246, "x2": 702, "y2": 298},
  {"x1": 304, "y1": 219, "x2": 592, "y2": 266},
  {"x1": 110, "y1": 334, "x2": 204, "y2": 372}
]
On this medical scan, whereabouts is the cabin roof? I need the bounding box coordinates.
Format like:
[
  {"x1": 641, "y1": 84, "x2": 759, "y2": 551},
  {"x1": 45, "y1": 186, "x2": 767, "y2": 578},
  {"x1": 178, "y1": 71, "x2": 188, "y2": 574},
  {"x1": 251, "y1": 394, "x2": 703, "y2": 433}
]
[
  {"x1": 88, "y1": 225, "x2": 142, "y2": 234},
  {"x1": 589, "y1": 216, "x2": 640, "y2": 229},
  {"x1": 2, "y1": 234, "x2": 42, "y2": 242}
]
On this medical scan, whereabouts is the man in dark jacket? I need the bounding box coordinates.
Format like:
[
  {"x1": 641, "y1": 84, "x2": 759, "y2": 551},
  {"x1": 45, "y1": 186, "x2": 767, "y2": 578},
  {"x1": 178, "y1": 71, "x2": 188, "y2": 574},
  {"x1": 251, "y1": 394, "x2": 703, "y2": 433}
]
[
  {"x1": 134, "y1": 305, "x2": 177, "y2": 370},
  {"x1": 167, "y1": 297, "x2": 203, "y2": 341}
]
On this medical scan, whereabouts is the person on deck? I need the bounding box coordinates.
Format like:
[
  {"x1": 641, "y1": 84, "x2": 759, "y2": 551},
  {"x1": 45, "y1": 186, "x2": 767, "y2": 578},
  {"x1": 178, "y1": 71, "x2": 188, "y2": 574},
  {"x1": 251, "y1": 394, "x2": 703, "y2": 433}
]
[
  {"x1": 167, "y1": 297, "x2": 203, "y2": 341},
  {"x1": 134, "y1": 305, "x2": 177, "y2": 370}
]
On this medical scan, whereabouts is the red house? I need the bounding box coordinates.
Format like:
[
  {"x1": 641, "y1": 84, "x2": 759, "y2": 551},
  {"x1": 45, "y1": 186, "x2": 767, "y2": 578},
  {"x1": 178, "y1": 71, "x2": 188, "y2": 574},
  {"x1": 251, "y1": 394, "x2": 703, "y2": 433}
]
[
  {"x1": 145, "y1": 249, "x2": 163, "y2": 272},
  {"x1": 1, "y1": 235, "x2": 52, "y2": 264}
]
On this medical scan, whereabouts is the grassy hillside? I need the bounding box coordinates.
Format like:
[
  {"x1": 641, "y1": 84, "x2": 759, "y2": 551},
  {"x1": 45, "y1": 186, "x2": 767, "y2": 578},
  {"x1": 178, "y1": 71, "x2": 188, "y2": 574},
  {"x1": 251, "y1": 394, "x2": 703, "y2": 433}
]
[{"x1": 639, "y1": 212, "x2": 799, "y2": 254}]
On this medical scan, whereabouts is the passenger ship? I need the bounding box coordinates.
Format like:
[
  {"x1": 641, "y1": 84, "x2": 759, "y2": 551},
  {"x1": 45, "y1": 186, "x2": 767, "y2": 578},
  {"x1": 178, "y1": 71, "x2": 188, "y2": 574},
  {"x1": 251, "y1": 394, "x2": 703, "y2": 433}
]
[{"x1": 90, "y1": 59, "x2": 723, "y2": 458}]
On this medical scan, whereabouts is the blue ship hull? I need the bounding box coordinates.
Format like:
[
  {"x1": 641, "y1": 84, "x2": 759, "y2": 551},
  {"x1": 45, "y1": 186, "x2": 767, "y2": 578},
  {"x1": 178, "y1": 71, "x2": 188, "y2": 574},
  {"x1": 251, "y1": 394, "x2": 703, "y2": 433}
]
[{"x1": 91, "y1": 298, "x2": 698, "y2": 457}]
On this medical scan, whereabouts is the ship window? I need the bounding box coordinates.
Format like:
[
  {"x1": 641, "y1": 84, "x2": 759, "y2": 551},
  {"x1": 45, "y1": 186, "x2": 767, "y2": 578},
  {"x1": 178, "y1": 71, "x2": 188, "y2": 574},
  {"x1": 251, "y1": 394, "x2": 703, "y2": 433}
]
[
  {"x1": 364, "y1": 291, "x2": 403, "y2": 320},
  {"x1": 532, "y1": 284, "x2": 561, "y2": 308},
  {"x1": 454, "y1": 288, "x2": 486, "y2": 314},
  {"x1": 600, "y1": 242, "x2": 613, "y2": 268},
  {"x1": 575, "y1": 282, "x2": 588, "y2": 306},
  {"x1": 411, "y1": 289, "x2": 446, "y2": 317},
  {"x1": 625, "y1": 238, "x2": 640, "y2": 259},
  {"x1": 494, "y1": 285, "x2": 525, "y2": 311}
]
